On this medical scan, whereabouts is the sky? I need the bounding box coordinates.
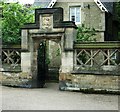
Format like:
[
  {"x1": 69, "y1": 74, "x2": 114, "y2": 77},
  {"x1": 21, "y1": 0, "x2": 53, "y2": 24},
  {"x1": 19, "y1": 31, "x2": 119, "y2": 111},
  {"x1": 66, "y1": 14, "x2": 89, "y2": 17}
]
[
  {"x1": 18, "y1": 0, "x2": 35, "y2": 4},
  {"x1": 7, "y1": 0, "x2": 35, "y2": 4}
]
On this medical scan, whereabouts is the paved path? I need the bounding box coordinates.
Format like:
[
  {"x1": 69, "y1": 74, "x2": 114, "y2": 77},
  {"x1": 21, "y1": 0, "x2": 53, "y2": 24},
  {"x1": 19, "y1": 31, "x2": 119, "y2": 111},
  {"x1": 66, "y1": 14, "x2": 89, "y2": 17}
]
[{"x1": 1, "y1": 83, "x2": 119, "y2": 110}]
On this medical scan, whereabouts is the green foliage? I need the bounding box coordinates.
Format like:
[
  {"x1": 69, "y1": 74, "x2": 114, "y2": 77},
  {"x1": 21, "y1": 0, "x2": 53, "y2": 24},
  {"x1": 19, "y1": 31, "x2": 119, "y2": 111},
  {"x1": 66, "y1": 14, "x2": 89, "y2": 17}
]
[
  {"x1": 76, "y1": 24, "x2": 96, "y2": 64},
  {"x1": 76, "y1": 24, "x2": 96, "y2": 42},
  {"x1": 56, "y1": 48, "x2": 60, "y2": 56},
  {"x1": 118, "y1": 32, "x2": 120, "y2": 40},
  {"x1": 2, "y1": 3, "x2": 36, "y2": 44},
  {"x1": 116, "y1": 2, "x2": 120, "y2": 21},
  {"x1": 115, "y1": 0, "x2": 120, "y2": 40}
]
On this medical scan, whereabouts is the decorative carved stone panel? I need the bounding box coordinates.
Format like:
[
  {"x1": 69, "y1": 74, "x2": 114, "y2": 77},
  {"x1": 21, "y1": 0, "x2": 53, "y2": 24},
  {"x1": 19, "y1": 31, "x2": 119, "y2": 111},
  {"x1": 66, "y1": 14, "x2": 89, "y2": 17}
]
[{"x1": 40, "y1": 14, "x2": 53, "y2": 30}]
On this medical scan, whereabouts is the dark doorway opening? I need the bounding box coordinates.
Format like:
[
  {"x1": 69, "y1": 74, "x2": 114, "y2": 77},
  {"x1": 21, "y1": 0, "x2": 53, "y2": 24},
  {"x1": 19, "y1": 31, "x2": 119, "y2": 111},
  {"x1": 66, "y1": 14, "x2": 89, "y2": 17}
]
[
  {"x1": 37, "y1": 40, "x2": 61, "y2": 87},
  {"x1": 37, "y1": 40, "x2": 47, "y2": 87}
]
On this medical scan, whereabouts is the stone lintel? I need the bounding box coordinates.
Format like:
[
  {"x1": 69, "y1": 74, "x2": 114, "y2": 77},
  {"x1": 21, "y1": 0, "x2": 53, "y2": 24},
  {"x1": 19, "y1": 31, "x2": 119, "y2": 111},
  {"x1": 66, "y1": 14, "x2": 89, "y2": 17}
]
[
  {"x1": 29, "y1": 28, "x2": 65, "y2": 34},
  {"x1": 31, "y1": 32, "x2": 64, "y2": 39}
]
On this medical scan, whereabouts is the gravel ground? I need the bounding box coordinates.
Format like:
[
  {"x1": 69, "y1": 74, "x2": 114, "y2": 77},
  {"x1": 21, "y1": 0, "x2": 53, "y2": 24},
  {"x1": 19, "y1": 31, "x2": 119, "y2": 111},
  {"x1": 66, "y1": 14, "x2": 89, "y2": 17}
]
[{"x1": 1, "y1": 83, "x2": 119, "y2": 110}]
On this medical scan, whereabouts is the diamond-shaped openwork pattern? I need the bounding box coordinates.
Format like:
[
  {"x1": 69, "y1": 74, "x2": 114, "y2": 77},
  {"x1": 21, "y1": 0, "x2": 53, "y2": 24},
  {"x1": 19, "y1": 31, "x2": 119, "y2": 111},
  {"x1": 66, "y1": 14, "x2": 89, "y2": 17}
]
[
  {"x1": 76, "y1": 49, "x2": 120, "y2": 67},
  {"x1": 2, "y1": 49, "x2": 21, "y2": 65}
]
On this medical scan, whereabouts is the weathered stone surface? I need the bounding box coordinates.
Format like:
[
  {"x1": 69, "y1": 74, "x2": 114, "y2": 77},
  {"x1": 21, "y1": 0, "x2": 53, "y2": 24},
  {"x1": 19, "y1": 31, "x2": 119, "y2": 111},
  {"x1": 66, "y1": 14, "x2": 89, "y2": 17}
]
[
  {"x1": 59, "y1": 72, "x2": 120, "y2": 94},
  {"x1": 21, "y1": 52, "x2": 31, "y2": 73},
  {"x1": 1, "y1": 72, "x2": 33, "y2": 87},
  {"x1": 1, "y1": 70, "x2": 120, "y2": 94},
  {"x1": 21, "y1": 30, "x2": 28, "y2": 50},
  {"x1": 0, "y1": 72, "x2": 2, "y2": 84}
]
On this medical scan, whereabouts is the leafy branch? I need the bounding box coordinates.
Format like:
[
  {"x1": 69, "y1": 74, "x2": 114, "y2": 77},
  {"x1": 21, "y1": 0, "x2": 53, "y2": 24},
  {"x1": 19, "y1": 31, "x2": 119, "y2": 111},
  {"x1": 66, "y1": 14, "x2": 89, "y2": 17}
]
[
  {"x1": 76, "y1": 24, "x2": 96, "y2": 42},
  {"x1": 2, "y1": 2, "x2": 37, "y2": 44}
]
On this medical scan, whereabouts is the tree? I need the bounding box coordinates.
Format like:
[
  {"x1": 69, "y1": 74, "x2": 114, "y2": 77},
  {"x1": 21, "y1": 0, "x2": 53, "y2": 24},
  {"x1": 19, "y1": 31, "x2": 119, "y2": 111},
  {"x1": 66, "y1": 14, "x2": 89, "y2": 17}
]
[{"x1": 2, "y1": 2, "x2": 35, "y2": 44}]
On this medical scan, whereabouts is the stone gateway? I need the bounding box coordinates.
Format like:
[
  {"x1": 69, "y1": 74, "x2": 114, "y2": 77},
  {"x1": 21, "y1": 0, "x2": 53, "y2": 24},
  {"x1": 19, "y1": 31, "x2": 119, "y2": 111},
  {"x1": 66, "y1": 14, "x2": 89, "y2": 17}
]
[{"x1": 21, "y1": 8, "x2": 77, "y2": 88}]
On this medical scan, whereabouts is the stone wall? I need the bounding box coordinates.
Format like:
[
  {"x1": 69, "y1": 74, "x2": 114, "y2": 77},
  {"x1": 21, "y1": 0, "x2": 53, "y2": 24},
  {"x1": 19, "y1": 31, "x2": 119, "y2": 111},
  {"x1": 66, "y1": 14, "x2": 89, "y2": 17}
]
[
  {"x1": 0, "y1": 72, "x2": 2, "y2": 84},
  {"x1": 1, "y1": 71, "x2": 38, "y2": 88},
  {"x1": 59, "y1": 73, "x2": 120, "y2": 94},
  {"x1": 1, "y1": 70, "x2": 120, "y2": 94}
]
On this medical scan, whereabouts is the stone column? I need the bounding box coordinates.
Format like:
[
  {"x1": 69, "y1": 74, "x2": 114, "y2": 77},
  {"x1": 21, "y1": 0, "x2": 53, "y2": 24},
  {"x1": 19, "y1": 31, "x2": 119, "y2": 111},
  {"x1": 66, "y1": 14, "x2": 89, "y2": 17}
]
[
  {"x1": 21, "y1": 29, "x2": 31, "y2": 73},
  {"x1": 59, "y1": 28, "x2": 76, "y2": 90},
  {"x1": 61, "y1": 28, "x2": 76, "y2": 73},
  {"x1": 21, "y1": 30, "x2": 28, "y2": 50},
  {"x1": 61, "y1": 52, "x2": 74, "y2": 73},
  {"x1": 21, "y1": 52, "x2": 31, "y2": 73}
]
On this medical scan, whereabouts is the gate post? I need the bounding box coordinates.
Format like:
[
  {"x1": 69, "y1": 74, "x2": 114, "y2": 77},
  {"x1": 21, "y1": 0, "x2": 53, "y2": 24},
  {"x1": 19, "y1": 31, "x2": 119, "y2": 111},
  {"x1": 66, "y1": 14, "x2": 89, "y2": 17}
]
[
  {"x1": 21, "y1": 29, "x2": 31, "y2": 73},
  {"x1": 59, "y1": 27, "x2": 77, "y2": 90}
]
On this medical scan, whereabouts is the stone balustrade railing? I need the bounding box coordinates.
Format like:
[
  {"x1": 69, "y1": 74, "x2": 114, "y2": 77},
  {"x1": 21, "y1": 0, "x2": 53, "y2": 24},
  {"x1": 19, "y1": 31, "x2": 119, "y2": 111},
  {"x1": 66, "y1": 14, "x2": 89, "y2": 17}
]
[
  {"x1": 74, "y1": 41, "x2": 120, "y2": 74},
  {"x1": 2, "y1": 45, "x2": 21, "y2": 71}
]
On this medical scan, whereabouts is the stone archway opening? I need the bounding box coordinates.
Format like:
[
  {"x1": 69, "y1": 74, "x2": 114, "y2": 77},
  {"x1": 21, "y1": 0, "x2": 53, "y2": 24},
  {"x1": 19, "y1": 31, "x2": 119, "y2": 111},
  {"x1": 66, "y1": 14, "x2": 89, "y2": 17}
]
[
  {"x1": 31, "y1": 35, "x2": 63, "y2": 87},
  {"x1": 47, "y1": 40, "x2": 62, "y2": 82},
  {"x1": 34, "y1": 38, "x2": 62, "y2": 84}
]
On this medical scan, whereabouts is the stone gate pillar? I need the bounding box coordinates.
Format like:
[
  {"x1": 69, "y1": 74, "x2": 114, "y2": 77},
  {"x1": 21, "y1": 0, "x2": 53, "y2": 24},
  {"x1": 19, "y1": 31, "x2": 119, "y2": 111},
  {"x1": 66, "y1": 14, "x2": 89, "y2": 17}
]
[
  {"x1": 61, "y1": 28, "x2": 76, "y2": 73},
  {"x1": 59, "y1": 28, "x2": 77, "y2": 90},
  {"x1": 21, "y1": 30, "x2": 31, "y2": 73}
]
